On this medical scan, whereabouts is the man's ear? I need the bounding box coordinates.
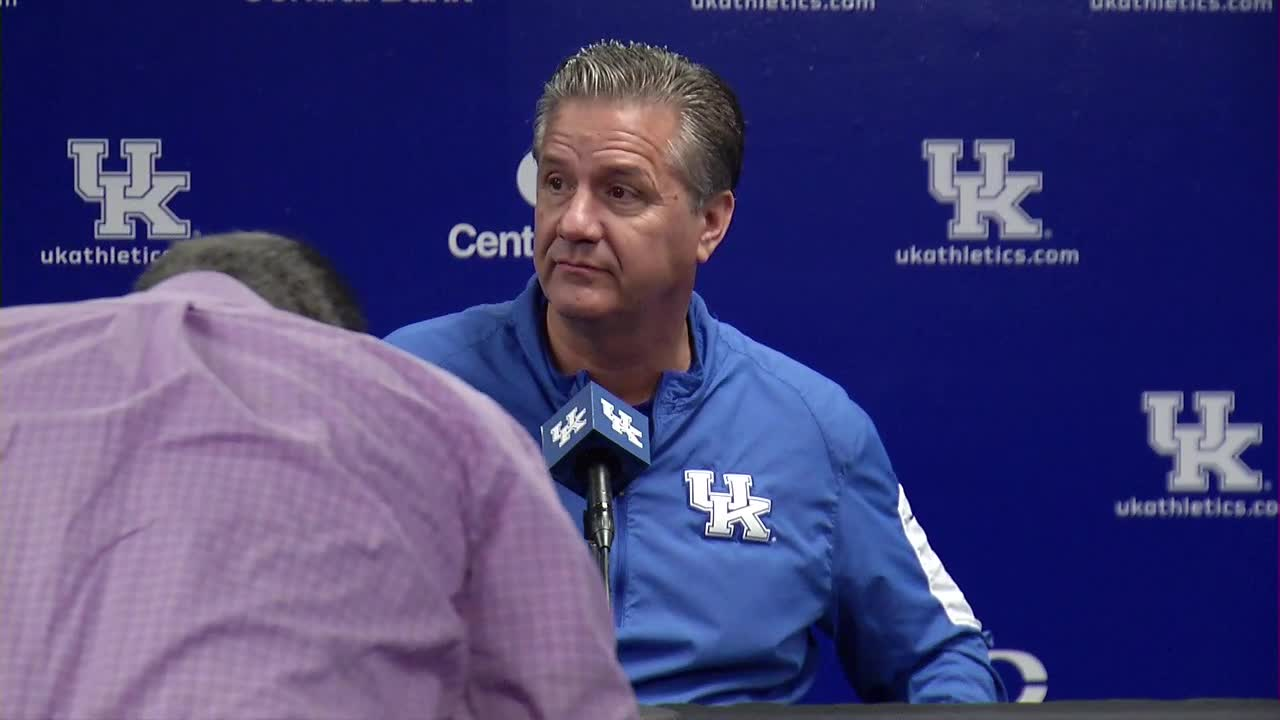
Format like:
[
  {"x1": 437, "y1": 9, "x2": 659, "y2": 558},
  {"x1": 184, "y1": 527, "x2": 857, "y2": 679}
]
[{"x1": 695, "y1": 190, "x2": 735, "y2": 264}]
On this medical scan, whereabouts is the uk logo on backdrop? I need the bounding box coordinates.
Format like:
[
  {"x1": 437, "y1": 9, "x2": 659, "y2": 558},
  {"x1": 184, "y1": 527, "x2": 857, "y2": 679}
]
[
  {"x1": 44, "y1": 138, "x2": 192, "y2": 268},
  {"x1": 896, "y1": 138, "x2": 1080, "y2": 268},
  {"x1": 1144, "y1": 391, "x2": 1263, "y2": 494},
  {"x1": 923, "y1": 139, "x2": 1043, "y2": 242},
  {"x1": 1114, "y1": 391, "x2": 1277, "y2": 520},
  {"x1": 69, "y1": 138, "x2": 191, "y2": 241}
]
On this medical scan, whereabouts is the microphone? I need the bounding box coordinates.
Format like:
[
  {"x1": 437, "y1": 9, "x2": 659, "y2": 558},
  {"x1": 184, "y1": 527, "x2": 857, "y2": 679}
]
[{"x1": 540, "y1": 382, "x2": 651, "y2": 606}]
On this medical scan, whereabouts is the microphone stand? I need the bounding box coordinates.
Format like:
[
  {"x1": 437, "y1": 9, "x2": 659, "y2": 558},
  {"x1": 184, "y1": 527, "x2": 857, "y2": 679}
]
[{"x1": 583, "y1": 461, "x2": 615, "y2": 611}]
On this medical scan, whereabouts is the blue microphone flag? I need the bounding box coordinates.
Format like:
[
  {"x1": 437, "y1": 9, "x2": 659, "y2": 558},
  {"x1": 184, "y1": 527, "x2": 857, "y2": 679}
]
[{"x1": 539, "y1": 382, "x2": 652, "y2": 495}]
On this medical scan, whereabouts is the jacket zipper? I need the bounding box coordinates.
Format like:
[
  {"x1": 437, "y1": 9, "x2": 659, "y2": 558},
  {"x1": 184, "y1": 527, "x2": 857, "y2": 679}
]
[
  {"x1": 609, "y1": 376, "x2": 667, "y2": 630},
  {"x1": 610, "y1": 492, "x2": 627, "y2": 629}
]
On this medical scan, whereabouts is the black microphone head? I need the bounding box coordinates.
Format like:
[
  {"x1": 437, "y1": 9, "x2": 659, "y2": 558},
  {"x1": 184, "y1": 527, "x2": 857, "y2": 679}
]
[{"x1": 539, "y1": 382, "x2": 652, "y2": 497}]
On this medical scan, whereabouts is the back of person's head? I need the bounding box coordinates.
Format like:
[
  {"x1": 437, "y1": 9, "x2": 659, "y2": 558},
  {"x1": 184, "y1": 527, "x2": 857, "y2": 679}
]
[{"x1": 134, "y1": 231, "x2": 367, "y2": 332}]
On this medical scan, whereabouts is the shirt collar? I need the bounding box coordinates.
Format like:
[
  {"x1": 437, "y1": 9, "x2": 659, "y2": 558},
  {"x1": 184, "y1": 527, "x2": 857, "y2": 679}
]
[{"x1": 142, "y1": 271, "x2": 273, "y2": 309}]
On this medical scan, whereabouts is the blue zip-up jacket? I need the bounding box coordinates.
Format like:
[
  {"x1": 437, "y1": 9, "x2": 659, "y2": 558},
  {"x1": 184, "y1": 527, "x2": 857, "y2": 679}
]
[{"x1": 384, "y1": 277, "x2": 1006, "y2": 706}]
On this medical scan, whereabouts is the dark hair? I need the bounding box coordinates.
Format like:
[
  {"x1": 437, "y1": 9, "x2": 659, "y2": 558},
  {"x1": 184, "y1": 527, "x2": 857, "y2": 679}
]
[{"x1": 133, "y1": 231, "x2": 367, "y2": 332}]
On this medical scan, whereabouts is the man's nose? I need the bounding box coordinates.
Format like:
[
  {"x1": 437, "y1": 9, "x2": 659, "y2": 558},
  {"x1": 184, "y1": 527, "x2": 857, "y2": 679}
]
[{"x1": 556, "y1": 187, "x2": 605, "y2": 243}]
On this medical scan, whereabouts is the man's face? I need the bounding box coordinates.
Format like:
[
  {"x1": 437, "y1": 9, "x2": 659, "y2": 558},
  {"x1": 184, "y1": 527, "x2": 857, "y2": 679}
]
[{"x1": 533, "y1": 100, "x2": 727, "y2": 323}]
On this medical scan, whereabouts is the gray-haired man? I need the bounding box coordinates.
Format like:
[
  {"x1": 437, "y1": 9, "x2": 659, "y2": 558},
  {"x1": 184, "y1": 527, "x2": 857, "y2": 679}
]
[{"x1": 387, "y1": 41, "x2": 1006, "y2": 706}]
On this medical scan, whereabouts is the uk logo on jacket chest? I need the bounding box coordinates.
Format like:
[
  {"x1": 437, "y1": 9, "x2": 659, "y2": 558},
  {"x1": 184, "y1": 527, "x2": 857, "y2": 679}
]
[{"x1": 685, "y1": 470, "x2": 773, "y2": 543}]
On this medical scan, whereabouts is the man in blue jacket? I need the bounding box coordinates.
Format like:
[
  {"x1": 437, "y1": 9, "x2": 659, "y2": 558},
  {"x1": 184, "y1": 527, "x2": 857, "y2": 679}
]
[{"x1": 385, "y1": 40, "x2": 1006, "y2": 706}]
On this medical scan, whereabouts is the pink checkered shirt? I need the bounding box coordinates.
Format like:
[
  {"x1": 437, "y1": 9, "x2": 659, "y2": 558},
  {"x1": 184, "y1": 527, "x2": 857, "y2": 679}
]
[{"x1": 0, "y1": 272, "x2": 639, "y2": 720}]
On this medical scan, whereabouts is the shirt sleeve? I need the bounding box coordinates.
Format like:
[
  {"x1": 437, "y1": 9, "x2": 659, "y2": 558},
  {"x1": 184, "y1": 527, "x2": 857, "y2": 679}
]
[
  {"x1": 816, "y1": 392, "x2": 1008, "y2": 704},
  {"x1": 459, "y1": 408, "x2": 642, "y2": 720}
]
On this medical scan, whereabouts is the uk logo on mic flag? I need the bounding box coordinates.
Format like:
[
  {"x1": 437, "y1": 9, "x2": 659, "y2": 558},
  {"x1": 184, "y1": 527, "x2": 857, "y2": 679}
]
[{"x1": 539, "y1": 383, "x2": 652, "y2": 496}]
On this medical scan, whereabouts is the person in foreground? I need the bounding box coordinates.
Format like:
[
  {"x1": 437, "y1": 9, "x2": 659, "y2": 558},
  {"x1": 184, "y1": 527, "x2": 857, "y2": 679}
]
[
  {"x1": 385, "y1": 42, "x2": 1007, "y2": 705},
  {"x1": 0, "y1": 232, "x2": 641, "y2": 720}
]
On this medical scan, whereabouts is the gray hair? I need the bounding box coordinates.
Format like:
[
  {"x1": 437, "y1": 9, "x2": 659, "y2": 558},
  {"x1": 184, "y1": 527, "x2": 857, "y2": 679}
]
[{"x1": 532, "y1": 40, "x2": 745, "y2": 209}]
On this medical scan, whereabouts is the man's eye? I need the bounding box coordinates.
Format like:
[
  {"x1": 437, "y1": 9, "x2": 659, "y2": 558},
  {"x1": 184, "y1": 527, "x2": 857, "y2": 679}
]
[
  {"x1": 546, "y1": 176, "x2": 564, "y2": 191},
  {"x1": 609, "y1": 186, "x2": 633, "y2": 200}
]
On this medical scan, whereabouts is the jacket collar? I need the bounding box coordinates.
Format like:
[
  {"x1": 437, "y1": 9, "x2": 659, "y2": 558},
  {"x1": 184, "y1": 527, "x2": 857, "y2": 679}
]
[{"x1": 509, "y1": 275, "x2": 716, "y2": 415}]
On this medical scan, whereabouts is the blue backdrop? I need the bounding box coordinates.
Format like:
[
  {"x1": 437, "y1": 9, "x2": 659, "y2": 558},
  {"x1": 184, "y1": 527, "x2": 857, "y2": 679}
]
[{"x1": 4, "y1": 0, "x2": 1277, "y2": 704}]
